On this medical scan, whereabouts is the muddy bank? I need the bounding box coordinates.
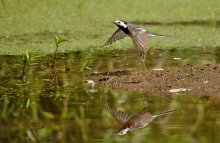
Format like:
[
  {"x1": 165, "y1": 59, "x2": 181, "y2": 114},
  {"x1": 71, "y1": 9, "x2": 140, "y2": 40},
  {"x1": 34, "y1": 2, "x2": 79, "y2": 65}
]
[{"x1": 90, "y1": 64, "x2": 220, "y2": 96}]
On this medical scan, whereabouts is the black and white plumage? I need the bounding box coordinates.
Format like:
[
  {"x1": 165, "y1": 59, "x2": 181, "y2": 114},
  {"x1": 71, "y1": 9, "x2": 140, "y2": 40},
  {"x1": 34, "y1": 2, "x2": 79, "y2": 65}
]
[
  {"x1": 109, "y1": 107, "x2": 177, "y2": 135},
  {"x1": 104, "y1": 20, "x2": 170, "y2": 59}
]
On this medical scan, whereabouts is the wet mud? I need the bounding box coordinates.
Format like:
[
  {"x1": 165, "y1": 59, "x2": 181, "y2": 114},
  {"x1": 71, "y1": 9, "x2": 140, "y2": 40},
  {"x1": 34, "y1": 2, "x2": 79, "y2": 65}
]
[{"x1": 91, "y1": 64, "x2": 220, "y2": 95}]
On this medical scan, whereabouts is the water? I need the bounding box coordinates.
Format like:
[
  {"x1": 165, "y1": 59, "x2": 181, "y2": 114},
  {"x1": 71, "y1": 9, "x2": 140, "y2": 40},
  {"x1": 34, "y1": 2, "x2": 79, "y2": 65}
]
[{"x1": 0, "y1": 48, "x2": 220, "y2": 143}]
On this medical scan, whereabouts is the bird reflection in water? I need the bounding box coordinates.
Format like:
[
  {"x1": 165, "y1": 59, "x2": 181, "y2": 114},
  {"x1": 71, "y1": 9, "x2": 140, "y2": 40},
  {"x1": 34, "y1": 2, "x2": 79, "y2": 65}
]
[{"x1": 108, "y1": 107, "x2": 177, "y2": 135}]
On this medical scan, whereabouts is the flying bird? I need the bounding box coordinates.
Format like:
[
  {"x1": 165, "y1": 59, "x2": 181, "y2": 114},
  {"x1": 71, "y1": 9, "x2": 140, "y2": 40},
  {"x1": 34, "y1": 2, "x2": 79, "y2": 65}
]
[
  {"x1": 104, "y1": 20, "x2": 171, "y2": 59},
  {"x1": 109, "y1": 107, "x2": 177, "y2": 135}
]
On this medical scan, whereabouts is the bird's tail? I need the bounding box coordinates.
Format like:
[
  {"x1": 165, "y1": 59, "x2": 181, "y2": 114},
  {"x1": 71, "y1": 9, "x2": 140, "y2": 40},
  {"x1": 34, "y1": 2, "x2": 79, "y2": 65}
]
[
  {"x1": 153, "y1": 109, "x2": 177, "y2": 118},
  {"x1": 148, "y1": 32, "x2": 174, "y2": 38}
]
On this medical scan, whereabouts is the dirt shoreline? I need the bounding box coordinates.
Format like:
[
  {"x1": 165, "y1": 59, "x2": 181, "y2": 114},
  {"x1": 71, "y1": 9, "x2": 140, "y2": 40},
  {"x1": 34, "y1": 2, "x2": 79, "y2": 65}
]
[{"x1": 91, "y1": 64, "x2": 220, "y2": 96}]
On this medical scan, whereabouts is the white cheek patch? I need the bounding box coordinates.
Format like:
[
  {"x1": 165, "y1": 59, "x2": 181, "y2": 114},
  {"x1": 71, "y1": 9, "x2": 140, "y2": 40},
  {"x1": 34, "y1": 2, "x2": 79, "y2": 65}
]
[
  {"x1": 118, "y1": 127, "x2": 130, "y2": 135},
  {"x1": 115, "y1": 20, "x2": 128, "y2": 28},
  {"x1": 121, "y1": 22, "x2": 127, "y2": 28}
]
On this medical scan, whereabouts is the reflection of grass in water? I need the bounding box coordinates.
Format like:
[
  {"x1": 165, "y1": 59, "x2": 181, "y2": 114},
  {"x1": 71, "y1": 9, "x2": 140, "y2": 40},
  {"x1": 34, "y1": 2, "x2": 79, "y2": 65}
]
[
  {"x1": 0, "y1": 0, "x2": 220, "y2": 55},
  {"x1": 1, "y1": 75, "x2": 220, "y2": 142}
]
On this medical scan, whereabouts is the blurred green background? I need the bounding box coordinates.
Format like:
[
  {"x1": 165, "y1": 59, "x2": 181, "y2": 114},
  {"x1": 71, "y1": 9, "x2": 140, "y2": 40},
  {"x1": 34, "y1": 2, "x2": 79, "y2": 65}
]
[{"x1": 0, "y1": 0, "x2": 220, "y2": 55}]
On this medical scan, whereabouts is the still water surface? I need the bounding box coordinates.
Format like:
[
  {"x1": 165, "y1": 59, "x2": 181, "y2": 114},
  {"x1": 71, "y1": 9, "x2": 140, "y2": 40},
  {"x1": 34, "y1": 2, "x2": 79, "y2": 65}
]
[{"x1": 0, "y1": 48, "x2": 220, "y2": 143}]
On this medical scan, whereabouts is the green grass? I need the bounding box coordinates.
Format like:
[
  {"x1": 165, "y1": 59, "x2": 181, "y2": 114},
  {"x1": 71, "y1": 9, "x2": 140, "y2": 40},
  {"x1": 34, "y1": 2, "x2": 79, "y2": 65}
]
[{"x1": 0, "y1": 0, "x2": 220, "y2": 55}]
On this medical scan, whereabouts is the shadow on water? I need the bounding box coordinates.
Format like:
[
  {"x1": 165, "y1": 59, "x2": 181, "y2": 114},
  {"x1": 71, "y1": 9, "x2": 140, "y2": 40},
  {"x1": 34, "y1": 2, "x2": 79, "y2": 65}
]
[
  {"x1": 0, "y1": 47, "x2": 220, "y2": 142},
  {"x1": 132, "y1": 19, "x2": 220, "y2": 27}
]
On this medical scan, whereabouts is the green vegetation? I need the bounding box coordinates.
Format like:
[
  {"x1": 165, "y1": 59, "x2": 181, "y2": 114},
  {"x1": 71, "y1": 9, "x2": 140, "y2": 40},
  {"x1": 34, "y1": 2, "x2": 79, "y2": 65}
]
[{"x1": 0, "y1": 0, "x2": 220, "y2": 55}]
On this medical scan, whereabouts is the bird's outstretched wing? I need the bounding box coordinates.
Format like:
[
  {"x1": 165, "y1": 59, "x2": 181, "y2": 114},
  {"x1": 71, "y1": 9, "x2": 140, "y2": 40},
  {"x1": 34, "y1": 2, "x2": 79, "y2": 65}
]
[
  {"x1": 130, "y1": 107, "x2": 153, "y2": 128},
  {"x1": 104, "y1": 29, "x2": 127, "y2": 46},
  {"x1": 130, "y1": 28, "x2": 148, "y2": 52},
  {"x1": 109, "y1": 108, "x2": 132, "y2": 125}
]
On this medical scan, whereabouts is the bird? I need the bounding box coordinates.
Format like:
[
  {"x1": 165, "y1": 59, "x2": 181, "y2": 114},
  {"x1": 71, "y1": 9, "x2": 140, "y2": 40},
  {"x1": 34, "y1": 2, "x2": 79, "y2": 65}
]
[
  {"x1": 109, "y1": 107, "x2": 177, "y2": 135},
  {"x1": 104, "y1": 20, "x2": 171, "y2": 59}
]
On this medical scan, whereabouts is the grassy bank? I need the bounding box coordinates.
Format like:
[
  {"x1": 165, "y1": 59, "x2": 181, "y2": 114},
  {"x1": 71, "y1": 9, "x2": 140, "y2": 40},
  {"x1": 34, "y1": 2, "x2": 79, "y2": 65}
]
[{"x1": 0, "y1": 0, "x2": 220, "y2": 55}]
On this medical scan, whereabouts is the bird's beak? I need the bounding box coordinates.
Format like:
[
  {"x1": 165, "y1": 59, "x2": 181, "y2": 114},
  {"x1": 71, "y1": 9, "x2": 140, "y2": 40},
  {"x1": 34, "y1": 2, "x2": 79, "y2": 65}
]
[{"x1": 112, "y1": 22, "x2": 116, "y2": 24}]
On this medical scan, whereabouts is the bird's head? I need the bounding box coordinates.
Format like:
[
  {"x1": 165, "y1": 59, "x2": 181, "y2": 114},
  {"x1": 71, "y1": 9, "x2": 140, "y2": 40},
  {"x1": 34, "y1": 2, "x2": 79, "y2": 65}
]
[
  {"x1": 113, "y1": 20, "x2": 128, "y2": 28},
  {"x1": 117, "y1": 127, "x2": 130, "y2": 135}
]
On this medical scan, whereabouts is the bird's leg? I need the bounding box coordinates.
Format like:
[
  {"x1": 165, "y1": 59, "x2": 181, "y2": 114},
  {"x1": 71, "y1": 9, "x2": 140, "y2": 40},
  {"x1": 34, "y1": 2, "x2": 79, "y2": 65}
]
[
  {"x1": 140, "y1": 51, "x2": 146, "y2": 69},
  {"x1": 139, "y1": 51, "x2": 145, "y2": 60},
  {"x1": 139, "y1": 49, "x2": 147, "y2": 61},
  {"x1": 139, "y1": 51, "x2": 143, "y2": 59}
]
